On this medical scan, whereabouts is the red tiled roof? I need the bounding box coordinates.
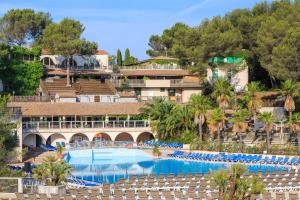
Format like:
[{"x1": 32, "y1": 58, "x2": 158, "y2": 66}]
[
  {"x1": 8, "y1": 102, "x2": 144, "y2": 116},
  {"x1": 96, "y1": 50, "x2": 109, "y2": 55}
]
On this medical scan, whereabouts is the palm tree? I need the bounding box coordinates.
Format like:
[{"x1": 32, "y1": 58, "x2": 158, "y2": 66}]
[
  {"x1": 243, "y1": 81, "x2": 262, "y2": 125},
  {"x1": 56, "y1": 144, "x2": 63, "y2": 160},
  {"x1": 258, "y1": 112, "x2": 274, "y2": 154},
  {"x1": 230, "y1": 109, "x2": 251, "y2": 151},
  {"x1": 212, "y1": 169, "x2": 229, "y2": 200},
  {"x1": 188, "y1": 95, "x2": 211, "y2": 142},
  {"x1": 291, "y1": 113, "x2": 300, "y2": 154},
  {"x1": 140, "y1": 97, "x2": 175, "y2": 140},
  {"x1": 279, "y1": 79, "x2": 299, "y2": 122},
  {"x1": 212, "y1": 79, "x2": 234, "y2": 111},
  {"x1": 207, "y1": 108, "x2": 226, "y2": 151},
  {"x1": 33, "y1": 155, "x2": 73, "y2": 186},
  {"x1": 212, "y1": 164, "x2": 265, "y2": 200},
  {"x1": 152, "y1": 145, "x2": 161, "y2": 158}
]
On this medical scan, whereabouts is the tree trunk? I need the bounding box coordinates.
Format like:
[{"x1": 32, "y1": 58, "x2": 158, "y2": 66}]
[
  {"x1": 199, "y1": 115, "x2": 203, "y2": 142},
  {"x1": 239, "y1": 133, "x2": 243, "y2": 152},
  {"x1": 266, "y1": 130, "x2": 270, "y2": 154},
  {"x1": 289, "y1": 111, "x2": 293, "y2": 123},
  {"x1": 218, "y1": 123, "x2": 222, "y2": 151},
  {"x1": 297, "y1": 133, "x2": 300, "y2": 155},
  {"x1": 253, "y1": 112, "x2": 256, "y2": 127}
]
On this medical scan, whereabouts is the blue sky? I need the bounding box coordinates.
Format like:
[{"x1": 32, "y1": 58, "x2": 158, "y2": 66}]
[{"x1": 0, "y1": 0, "x2": 271, "y2": 59}]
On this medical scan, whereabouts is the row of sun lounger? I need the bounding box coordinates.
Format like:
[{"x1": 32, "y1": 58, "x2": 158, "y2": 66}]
[
  {"x1": 15, "y1": 170, "x2": 300, "y2": 200},
  {"x1": 168, "y1": 150, "x2": 300, "y2": 165},
  {"x1": 143, "y1": 141, "x2": 183, "y2": 149}
]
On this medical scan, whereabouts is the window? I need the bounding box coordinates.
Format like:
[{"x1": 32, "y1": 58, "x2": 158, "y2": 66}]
[
  {"x1": 134, "y1": 88, "x2": 141, "y2": 96},
  {"x1": 160, "y1": 88, "x2": 165, "y2": 92},
  {"x1": 168, "y1": 89, "x2": 175, "y2": 96},
  {"x1": 94, "y1": 96, "x2": 100, "y2": 102}
]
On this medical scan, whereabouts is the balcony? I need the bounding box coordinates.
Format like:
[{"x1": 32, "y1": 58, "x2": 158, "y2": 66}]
[
  {"x1": 22, "y1": 120, "x2": 150, "y2": 131},
  {"x1": 170, "y1": 79, "x2": 202, "y2": 87},
  {"x1": 11, "y1": 96, "x2": 50, "y2": 102}
]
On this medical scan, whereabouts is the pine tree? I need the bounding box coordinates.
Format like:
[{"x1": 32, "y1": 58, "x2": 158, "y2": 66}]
[
  {"x1": 124, "y1": 48, "x2": 130, "y2": 65},
  {"x1": 116, "y1": 49, "x2": 122, "y2": 66}
]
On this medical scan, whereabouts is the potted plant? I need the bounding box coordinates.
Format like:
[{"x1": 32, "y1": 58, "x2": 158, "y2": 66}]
[
  {"x1": 152, "y1": 145, "x2": 161, "y2": 158},
  {"x1": 56, "y1": 144, "x2": 63, "y2": 160},
  {"x1": 33, "y1": 156, "x2": 72, "y2": 195}
]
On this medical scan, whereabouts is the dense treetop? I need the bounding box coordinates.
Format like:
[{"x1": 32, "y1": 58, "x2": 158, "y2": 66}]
[
  {"x1": 0, "y1": 9, "x2": 52, "y2": 46},
  {"x1": 147, "y1": 0, "x2": 300, "y2": 86}
]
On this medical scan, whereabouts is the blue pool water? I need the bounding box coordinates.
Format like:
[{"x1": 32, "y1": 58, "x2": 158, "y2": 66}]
[{"x1": 66, "y1": 148, "x2": 289, "y2": 184}]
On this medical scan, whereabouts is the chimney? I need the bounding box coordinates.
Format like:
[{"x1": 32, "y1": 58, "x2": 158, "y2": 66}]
[{"x1": 66, "y1": 66, "x2": 71, "y2": 87}]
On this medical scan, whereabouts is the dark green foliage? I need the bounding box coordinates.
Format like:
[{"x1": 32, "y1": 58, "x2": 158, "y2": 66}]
[
  {"x1": 39, "y1": 18, "x2": 97, "y2": 57},
  {"x1": 0, "y1": 9, "x2": 52, "y2": 45},
  {"x1": 0, "y1": 95, "x2": 17, "y2": 162},
  {"x1": 1, "y1": 61, "x2": 43, "y2": 95},
  {"x1": 147, "y1": 1, "x2": 300, "y2": 85},
  {"x1": 116, "y1": 49, "x2": 122, "y2": 66}
]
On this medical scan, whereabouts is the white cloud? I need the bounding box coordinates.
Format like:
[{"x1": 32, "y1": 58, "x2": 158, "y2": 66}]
[{"x1": 177, "y1": 0, "x2": 216, "y2": 16}]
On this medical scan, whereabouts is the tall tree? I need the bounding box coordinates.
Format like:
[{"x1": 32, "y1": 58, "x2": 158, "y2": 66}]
[
  {"x1": 230, "y1": 109, "x2": 251, "y2": 151},
  {"x1": 124, "y1": 48, "x2": 130, "y2": 65},
  {"x1": 40, "y1": 18, "x2": 97, "y2": 85},
  {"x1": 243, "y1": 81, "x2": 262, "y2": 125},
  {"x1": 0, "y1": 9, "x2": 52, "y2": 45},
  {"x1": 291, "y1": 113, "x2": 300, "y2": 154},
  {"x1": 188, "y1": 95, "x2": 211, "y2": 143},
  {"x1": 279, "y1": 79, "x2": 299, "y2": 122},
  {"x1": 116, "y1": 49, "x2": 122, "y2": 66},
  {"x1": 258, "y1": 112, "x2": 274, "y2": 154},
  {"x1": 207, "y1": 108, "x2": 226, "y2": 151},
  {"x1": 0, "y1": 95, "x2": 17, "y2": 162},
  {"x1": 212, "y1": 79, "x2": 234, "y2": 111}
]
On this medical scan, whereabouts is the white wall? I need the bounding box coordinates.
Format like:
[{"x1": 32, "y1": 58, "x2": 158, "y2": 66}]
[
  {"x1": 23, "y1": 134, "x2": 37, "y2": 147},
  {"x1": 182, "y1": 89, "x2": 202, "y2": 103},
  {"x1": 48, "y1": 134, "x2": 66, "y2": 146},
  {"x1": 93, "y1": 55, "x2": 109, "y2": 67},
  {"x1": 59, "y1": 97, "x2": 77, "y2": 102}
]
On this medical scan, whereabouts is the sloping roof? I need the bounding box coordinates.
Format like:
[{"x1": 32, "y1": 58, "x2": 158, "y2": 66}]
[
  {"x1": 8, "y1": 102, "x2": 145, "y2": 116},
  {"x1": 42, "y1": 78, "x2": 116, "y2": 96},
  {"x1": 46, "y1": 69, "x2": 110, "y2": 76},
  {"x1": 120, "y1": 69, "x2": 190, "y2": 77},
  {"x1": 95, "y1": 50, "x2": 109, "y2": 55},
  {"x1": 118, "y1": 91, "x2": 136, "y2": 97}
]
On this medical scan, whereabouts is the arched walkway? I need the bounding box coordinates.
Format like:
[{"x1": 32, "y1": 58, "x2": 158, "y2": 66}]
[
  {"x1": 23, "y1": 134, "x2": 45, "y2": 148},
  {"x1": 92, "y1": 133, "x2": 112, "y2": 141},
  {"x1": 62, "y1": 58, "x2": 77, "y2": 67},
  {"x1": 69, "y1": 133, "x2": 89, "y2": 143},
  {"x1": 41, "y1": 57, "x2": 55, "y2": 66},
  {"x1": 46, "y1": 133, "x2": 66, "y2": 147},
  {"x1": 115, "y1": 132, "x2": 134, "y2": 142},
  {"x1": 136, "y1": 132, "x2": 154, "y2": 143}
]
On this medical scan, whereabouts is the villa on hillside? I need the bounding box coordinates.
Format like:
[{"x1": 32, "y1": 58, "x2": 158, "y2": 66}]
[
  {"x1": 207, "y1": 57, "x2": 249, "y2": 92},
  {"x1": 112, "y1": 56, "x2": 202, "y2": 103}
]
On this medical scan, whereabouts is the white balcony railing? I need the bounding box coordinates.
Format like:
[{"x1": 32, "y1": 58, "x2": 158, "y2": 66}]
[{"x1": 22, "y1": 120, "x2": 150, "y2": 130}]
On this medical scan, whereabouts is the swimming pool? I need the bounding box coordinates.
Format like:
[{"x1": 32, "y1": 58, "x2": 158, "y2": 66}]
[{"x1": 66, "y1": 148, "x2": 289, "y2": 184}]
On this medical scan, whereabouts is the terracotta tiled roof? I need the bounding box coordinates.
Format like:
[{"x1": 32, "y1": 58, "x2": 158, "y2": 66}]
[
  {"x1": 42, "y1": 78, "x2": 116, "y2": 96},
  {"x1": 46, "y1": 69, "x2": 110, "y2": 76},
  {"x1": 118, "y1": 91, "x2": 136, "y2": 97},
  {"x1": 41, "y1": 48, "x2": 49, "y2": 55},
  {"x1": 120, "y1": 69, "x2": 190, "y2": 77},
  {"x1": 95, "y1": 50, "x2": 109, "y2": 55},
  {"x1": 56, "y1": 91, "x2": 77, "y2": 98},
  {"x1": 8, "y1": 102, "x2": 144, "y2": 116}
]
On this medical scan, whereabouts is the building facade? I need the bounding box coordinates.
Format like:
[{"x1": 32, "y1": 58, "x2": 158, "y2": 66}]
[
  {"x1": 207, "y1": 57, "x2": 249, "y2": 92},
  {"x1": 9, "y1": 101, "x2": 154, "y2": 153}
]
